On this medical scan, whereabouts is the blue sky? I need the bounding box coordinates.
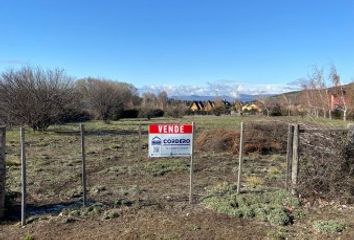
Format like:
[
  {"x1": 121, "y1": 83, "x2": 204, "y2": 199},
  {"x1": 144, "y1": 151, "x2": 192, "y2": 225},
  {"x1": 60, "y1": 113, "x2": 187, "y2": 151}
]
[{"x1": 0, "y1": 0, "x2": 353, "y2": 96}]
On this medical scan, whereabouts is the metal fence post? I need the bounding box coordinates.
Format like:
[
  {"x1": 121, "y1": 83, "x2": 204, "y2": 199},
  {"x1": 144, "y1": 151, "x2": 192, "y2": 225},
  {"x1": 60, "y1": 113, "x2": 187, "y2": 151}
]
[
  {"x1": 286, "y1": 124, "x2": 294, "y2": 190},
  {"x1": 237, "y1": 122, "x2": 244, "y2": 195},
  {"x1": 291, "y1": 124, "x2": 299, "y2": 196},
  {"x1": 80, "y1": 124, "x2": 87, "y2": 206},
  {"x1": 138, "y1": 122, "x2": 142, "y2": 161},
  {"x1": 189, "y1": 122, "x2": 195, "y2": 204},
  {"x1": 20, "y1": 127, "x2": 26, "y2": 226},
  {"x1": 0, "y1": 127, "x2": 6, "y2": 220}
]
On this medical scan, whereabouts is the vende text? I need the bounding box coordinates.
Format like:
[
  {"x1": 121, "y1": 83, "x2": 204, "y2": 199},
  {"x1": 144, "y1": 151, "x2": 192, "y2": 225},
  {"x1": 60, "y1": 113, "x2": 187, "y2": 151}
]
[{"x1": 149, "y1": 124, "x2": 193, "y2": 134}]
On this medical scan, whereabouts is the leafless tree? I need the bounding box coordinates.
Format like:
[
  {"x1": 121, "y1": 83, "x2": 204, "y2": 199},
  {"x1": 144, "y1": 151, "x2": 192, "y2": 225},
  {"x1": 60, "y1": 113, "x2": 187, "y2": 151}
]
[
  {"x1": 280, "y1": 94, "x2": 293, "y2": 116},
  {"x1": 0, "y1": 66, "x2": 75, "y2": 130},
  {"x1": 330, "y1": 66, "x2": 349, "y2": 121},
  {"x1": 299, "y1": 66, "x2": 332, "y2": 119},
  {"x1": 139, "y1": 92, "x2": 159, "y2": 119},
  {"x1": 165, "y1": 101, "x2": 188, "y2": 118},
  {"x1": 76, "y1": 78, "x2": 137, "y2": 121},
  {"x1": 157, "y1": 91, "x2": 168, "y2": 111},
  {"x1": 257, "y1": 95, "x2": 272, "y2": 116},
  {"x1": 308, "y1": 66, "x2": 331, "y2": 118},
  {"x1": 213, "y1": 98, "x2": 226, "y2": 116}
]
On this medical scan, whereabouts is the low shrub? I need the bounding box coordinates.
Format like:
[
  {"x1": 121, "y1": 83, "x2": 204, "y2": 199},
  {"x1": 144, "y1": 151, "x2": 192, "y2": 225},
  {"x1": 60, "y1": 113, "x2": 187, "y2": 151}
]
[
  {"x1": 143, "y1": 160, "x2": 188, "y2": 176},
  {"x1": 313, "y1": 220, "x2": 346, "y2": 234},
  {"x1": 266, "y1": 228, "x2": 287, "y2": 240},
  {"x1": 196, "y1": 129, "x2": 238, "y2": 153},
  {"x1": 245, "y1": 176, "x2": 264, "y2": 188},
  {"x1": 267, "y1": 208, "x2": 290, "y2": 226},
  {"x1": 196, "y1": 122, "x2": 287, "y2": 155},
  {"x1": 164, "y1": 104, "x2": 188, "y2": 118},
  {"x1": 23, "y1": 235, "x2": 35, "y2": 240},
  {"x1": 203, "y1": 182, "x2": 302, "y2": 226},
  {"x1": 267, "y1": 167, "x2": 282, "y2": 181},
  {"x1": 57, "y1": 108, "x2": 92, "y2": 123},
  {"x1": 120, "y1": 109, "x2": 139, "y2": 119},
  {"x1": 138, "y1": 108, "x2": 164, "y2": 119},
  {"x1": 298, "y1": 129, "x2": 354, "y2": 202}
]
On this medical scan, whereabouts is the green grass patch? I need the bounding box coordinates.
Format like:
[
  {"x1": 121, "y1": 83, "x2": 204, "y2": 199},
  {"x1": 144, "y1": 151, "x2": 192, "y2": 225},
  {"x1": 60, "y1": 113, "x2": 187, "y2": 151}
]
[
  {"x1": 313, "y1": 220, "x2": 346, "y2": 234},
  {"x1": 23, "y1": 234, "x2": 35, "y2": 240},
  {"x1": 143, "y1": 159, "x2": 188, "y2": 176},
  {"x1": 203, "y1": 182, "x2": 302, "y2": 226}
]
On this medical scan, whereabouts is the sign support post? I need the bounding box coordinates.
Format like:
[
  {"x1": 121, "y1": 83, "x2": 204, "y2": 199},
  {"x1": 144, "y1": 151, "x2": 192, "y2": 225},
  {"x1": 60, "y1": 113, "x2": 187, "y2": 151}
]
[
  {"x1": 148, "y1": 123, "x2": 194, "y2": 204},
  {"x1": 20, "y1": 127, "x2": 26, "y2": 226},
  {"x1": 80, "y1": 124, "x2": 87, "y2": 207},
  {"x1": 237, "y1": 122, "x2": 244, "y2": 195},
  {"x1": 189, "y1": 122, "x2": 195, "y2": 204}
]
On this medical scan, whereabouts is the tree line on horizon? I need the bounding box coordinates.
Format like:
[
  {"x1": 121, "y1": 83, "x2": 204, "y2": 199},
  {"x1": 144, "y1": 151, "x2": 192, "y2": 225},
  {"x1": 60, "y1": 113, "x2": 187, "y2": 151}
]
[
  {"x1": 0, "y1": 66, "x2": 188, "y2": 130},
  {"x1": 258, "y1": 65, "x2": 354, "y2": 121},
  {"x1": 0, "y1": 65, "x2": 352, "y2": 131}
]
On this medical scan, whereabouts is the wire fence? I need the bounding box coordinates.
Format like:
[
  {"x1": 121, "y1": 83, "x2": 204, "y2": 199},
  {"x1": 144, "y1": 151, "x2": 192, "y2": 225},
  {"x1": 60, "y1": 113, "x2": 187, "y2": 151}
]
[
  {"x1": 4, "y1": 118, "x2": 353, "y2": 224},
  {"x1": 298, "y1": 126, "x2": 352, "y2": 201}
]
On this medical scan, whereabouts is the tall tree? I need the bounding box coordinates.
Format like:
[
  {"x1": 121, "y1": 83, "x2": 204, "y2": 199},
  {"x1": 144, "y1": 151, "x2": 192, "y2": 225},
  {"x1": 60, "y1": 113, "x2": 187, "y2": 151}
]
[
  {"x1": 0, "y1": 66, "x2": 75, "y2": 130},
  {"x1": 330, "y1": 66, "x2": 349, "y2": 121},
  {"x1": 157, "y1": 91, "x2": 168, "y2": 110},
  {"x1": 76, "y1": 78, "x2": 137, "y2": 121}
]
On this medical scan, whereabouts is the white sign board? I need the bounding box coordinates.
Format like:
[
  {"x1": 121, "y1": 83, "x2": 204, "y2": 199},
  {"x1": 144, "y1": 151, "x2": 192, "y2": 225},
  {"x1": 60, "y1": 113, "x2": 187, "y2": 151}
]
[{"x1": 148, "y1": 124, "x2": 193, "y2": 157}]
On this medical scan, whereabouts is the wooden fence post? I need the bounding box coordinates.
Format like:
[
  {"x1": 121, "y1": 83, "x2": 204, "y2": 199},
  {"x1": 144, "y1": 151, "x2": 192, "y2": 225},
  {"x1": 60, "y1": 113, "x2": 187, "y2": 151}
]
[
  {"x1": 0, "y1": 127, "x2": 6, "y2": 220},
  {"x1": 286, "y1": 124, "x2": 294, "y2": 190},
  {"x1": 291, "y1": 124, "x2": 299, "y2": 196},
  {"x1": 347, "y1": 123, "x2": 354, "y2": 158},
  {"x1": 20, "y1": 127, "x2": 27, "y2": 226},
  {"x1": 237, "y1": 122, "x2": 244, "y2": 195},
  {"x1": 80, "y1": 124, "x2": 87, "y2": 207}
]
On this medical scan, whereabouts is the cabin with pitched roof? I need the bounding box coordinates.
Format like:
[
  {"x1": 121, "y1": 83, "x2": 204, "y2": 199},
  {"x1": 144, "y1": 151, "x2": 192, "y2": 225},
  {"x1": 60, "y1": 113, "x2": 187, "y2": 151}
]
[
  {"x1": 203, "y1": 101, "x2": 215, "y2": 112},
  {"x1": 189, "y1": 101, "x2": 204, "y2": 112},
  {"x1": 188, "y1": 100, "x2": 232, "y2": 114},
  {"x1": 242, "y1": 103, "x2": 262, "y2": 113}
]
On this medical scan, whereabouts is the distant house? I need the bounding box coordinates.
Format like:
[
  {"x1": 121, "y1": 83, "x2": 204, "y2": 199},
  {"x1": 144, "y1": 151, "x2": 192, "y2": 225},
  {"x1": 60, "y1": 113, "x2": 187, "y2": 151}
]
[
  {"x1": 189, "y1": 101, "x2": 204, "y2": 112},
  {"x1": 203, "y1": 101, "x2": 215, "y2": 112},
  {"x1": 188, "y1": 100, "x2": 232, "y2": 113},
  {"x1": 222, "y1": 100, "x2": 232, "y2": 109},
  {"x1": 242, "y1": 103, "x2": 262, "y2": 113},
  {"x1": 233, "y1": 100, "x2": 243, "y2": 112}
]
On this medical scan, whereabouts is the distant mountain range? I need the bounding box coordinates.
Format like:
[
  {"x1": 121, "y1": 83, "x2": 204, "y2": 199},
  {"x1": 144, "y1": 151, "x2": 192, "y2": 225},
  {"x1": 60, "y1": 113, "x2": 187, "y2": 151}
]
[{"x1": 170, "y1": 94, "x2": 273, "y2": 103}]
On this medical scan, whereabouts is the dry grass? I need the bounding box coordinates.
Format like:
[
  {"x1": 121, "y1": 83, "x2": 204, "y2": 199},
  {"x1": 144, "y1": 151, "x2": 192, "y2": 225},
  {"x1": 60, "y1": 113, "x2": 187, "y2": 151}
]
[
  {"x1": 2, "y1": 115, "x2": 354, "y2": 239},
  {"x1": 195, "y1": 121, "x2": 287, "y2": 155}
]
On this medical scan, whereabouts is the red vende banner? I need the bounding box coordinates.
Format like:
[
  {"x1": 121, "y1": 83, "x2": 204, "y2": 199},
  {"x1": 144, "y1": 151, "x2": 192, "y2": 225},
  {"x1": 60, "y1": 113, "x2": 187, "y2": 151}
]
[{"x1": 149, "y1": 124, "x2": 193, "y2": 134}]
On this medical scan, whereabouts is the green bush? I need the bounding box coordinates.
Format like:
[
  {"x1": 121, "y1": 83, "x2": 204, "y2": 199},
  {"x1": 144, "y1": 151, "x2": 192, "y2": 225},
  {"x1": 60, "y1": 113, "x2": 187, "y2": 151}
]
[
  {"x1": 313, "y1": 220, "x2": 346, "y2": 234},
  {"x1": 267, "y1": 208, "x2": 290, "y2": 226},
  {"x1": 23, "y1": 235, "x2": 35, "y2": 240},
  {"x1": 254, "y1": 206, "x2": 268, "y2": 221},
  {"x1": 202, "y1": 183, "x2": 302, "y2": 226},
  {"x1": 266, "y1": 228, "x2": 287, "y2": 240},
  {"x1": 144, "y1": 160, "x2": 188, "y2": 176}
]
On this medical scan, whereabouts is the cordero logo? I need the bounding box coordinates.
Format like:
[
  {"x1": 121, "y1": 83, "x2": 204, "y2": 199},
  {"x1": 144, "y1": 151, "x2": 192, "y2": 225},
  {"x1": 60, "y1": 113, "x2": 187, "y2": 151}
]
[
  {"x1": 151, "y1": 136, "x2": 162, "y2": 145},
  {"x1": 163, "y1": 138, "x2": 190, "y2": 145}
]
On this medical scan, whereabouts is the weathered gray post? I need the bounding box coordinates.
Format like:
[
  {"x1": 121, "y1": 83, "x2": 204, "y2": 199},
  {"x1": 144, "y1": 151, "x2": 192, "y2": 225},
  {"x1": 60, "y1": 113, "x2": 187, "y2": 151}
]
[
  {"x1": 0, "y1": 127, "x2": 6, "y2": 220},
  {"x1": 347, "y1": 123, "x2": 354, "y2": 159},
  {"x1": 237, "y1": 122, "x2": 244, "y2": 195},
  {"x1": 291, "y1": 124, "x2": 299, "y2": 196},
  {"x1": 80, "y1": 124, "x2": 87, "y2": 206},
  {"x1": 286, "y1": 124, "x2": 294, "y2": 190},
  {"x1": 138, "y1": 122, "x2": 142, "y2": 161},
  {"x1": 189, "y1": 122, "x2": 195, "y2": 204},
  {"x1": 20, "y1": 127, "x2": 26, "y2": 226}
]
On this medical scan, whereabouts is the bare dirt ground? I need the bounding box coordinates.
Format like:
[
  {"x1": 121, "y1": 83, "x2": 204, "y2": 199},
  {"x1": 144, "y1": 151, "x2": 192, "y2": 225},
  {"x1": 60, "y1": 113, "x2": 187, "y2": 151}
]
[{"x1": 1, "y1": 116, "x2": 354, "y2": 239}]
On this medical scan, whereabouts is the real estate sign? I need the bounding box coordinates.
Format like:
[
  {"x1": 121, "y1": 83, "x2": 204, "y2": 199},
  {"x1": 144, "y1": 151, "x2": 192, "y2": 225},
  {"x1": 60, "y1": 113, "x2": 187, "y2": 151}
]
[{"x1": 148, "y1": 123, "x2": 193, "y2": 157}]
